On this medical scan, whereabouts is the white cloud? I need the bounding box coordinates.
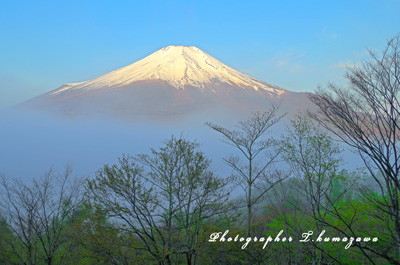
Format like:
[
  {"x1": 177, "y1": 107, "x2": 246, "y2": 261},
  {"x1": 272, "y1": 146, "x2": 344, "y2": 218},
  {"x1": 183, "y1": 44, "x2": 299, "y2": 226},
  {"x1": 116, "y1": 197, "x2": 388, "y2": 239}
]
[
  {"x1": 321, "y1": 27, "x2": 338, "y2": 41},
  {"x1": 277, "y1": 60, "x2": 288, "y2": 67},
  {"x1": 353, "y1": 50, "x2": 369, "y2": 57},
  {"x1": 331, "y1": 59, "x2": 360, "y2": 69},
  {"x1": 265, "y1": 51, "x2": 307, "y2": 73}
]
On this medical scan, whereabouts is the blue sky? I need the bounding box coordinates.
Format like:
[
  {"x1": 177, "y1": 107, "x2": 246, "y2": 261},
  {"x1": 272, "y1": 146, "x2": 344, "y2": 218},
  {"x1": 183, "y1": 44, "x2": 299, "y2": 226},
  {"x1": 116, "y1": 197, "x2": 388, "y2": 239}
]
[{"x1": 1, "y1": 0, "x2": 399, "y2": 107}]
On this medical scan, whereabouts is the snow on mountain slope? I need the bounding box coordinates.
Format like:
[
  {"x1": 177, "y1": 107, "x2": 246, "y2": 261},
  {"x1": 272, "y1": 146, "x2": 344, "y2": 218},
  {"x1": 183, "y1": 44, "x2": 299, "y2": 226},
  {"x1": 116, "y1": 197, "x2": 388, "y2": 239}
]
[
  {"x1": 50, "y1": 45, "x2": 285, "y2": 96},
  {"x1": 18, "y1": 45, "x2": 313, "y2": 121}
]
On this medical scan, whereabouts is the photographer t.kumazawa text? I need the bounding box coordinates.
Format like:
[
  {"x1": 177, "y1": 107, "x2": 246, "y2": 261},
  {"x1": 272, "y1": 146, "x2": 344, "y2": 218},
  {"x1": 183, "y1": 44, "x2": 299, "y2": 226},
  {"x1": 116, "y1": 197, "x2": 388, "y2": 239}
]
[{"x1": 208, "y1": 230, "x2": 378, "y2": 250}]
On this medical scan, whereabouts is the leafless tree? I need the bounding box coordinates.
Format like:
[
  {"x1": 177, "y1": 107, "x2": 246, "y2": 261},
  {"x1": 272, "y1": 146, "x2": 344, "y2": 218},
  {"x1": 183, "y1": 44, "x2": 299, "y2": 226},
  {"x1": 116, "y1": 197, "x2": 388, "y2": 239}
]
[
  {"x1": 206, "y1": 104, "x2": 288, "y2": 236},
  {"x1": 0, "y1": 165, "x2": 84, "y2": 265},
  {"x1": 309, "y1": 35, "x2": 400, "y2": 263}
]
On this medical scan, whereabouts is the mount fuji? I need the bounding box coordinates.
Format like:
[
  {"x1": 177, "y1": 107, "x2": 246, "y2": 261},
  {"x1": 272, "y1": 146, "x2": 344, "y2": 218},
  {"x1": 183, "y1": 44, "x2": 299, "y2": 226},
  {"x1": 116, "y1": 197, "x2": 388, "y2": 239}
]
[{"x1": 18, "y1": 46, "x2": 312, "y2": 121}]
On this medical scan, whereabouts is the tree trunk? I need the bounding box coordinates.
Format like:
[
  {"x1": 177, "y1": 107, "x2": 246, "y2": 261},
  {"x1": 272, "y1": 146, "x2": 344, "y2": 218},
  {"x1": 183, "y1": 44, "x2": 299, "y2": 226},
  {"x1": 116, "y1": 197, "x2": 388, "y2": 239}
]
[{"x1": 247, "y1": 180, "x2": 252, "y2": 237}]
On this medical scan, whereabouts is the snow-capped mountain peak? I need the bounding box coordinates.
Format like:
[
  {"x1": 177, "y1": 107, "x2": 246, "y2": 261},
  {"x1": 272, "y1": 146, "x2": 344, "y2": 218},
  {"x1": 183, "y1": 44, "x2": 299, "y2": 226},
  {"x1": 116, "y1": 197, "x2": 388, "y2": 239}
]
[
  {"x1": 19, "y1": 45, "x2": 313, "y2": 122},
  {"x1": 51, "y1": 45, "x2": 285, "y2": 96}
]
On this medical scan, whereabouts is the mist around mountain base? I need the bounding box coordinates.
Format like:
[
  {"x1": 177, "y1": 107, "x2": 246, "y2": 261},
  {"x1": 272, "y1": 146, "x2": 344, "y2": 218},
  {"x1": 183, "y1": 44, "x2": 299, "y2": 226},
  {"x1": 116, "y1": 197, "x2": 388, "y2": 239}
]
[{"x1": 0, "y1": 107, "x2": 364, "y2": 190}]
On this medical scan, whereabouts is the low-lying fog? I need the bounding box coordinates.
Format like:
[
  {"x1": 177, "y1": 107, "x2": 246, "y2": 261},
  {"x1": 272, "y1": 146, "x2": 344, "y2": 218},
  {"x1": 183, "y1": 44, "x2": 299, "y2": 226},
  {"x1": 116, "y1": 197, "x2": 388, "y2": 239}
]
[
  {"x1": 0, "y1": 109, "x2": 243, "y2": 182},
  {"x1": 0, "y1": 109, "x2": 364, "y2": 186}
]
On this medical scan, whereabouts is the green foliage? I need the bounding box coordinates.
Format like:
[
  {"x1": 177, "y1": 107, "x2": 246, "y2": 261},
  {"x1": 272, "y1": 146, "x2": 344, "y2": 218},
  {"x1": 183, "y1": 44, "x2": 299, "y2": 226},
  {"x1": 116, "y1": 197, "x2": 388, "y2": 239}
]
[
  {"x1": 1, "y1": 123, "x2": 398, "y2": 264},
  {"x1": 85, "y1": 136, "x2": 231, "y2": 264}
]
